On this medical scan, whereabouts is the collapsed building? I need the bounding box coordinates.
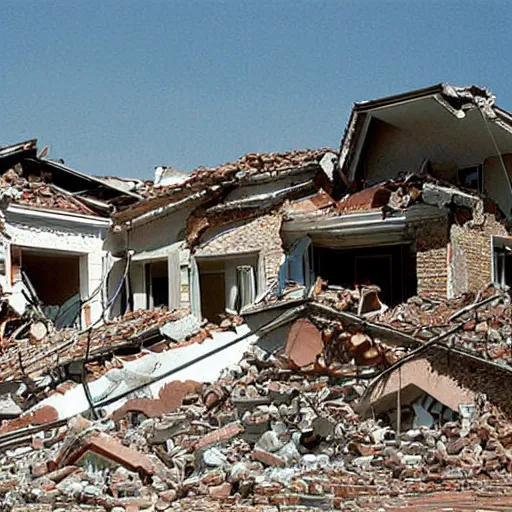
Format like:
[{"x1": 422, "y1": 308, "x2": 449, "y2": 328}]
[
  {"x1": 2, "y1": 83, "x2": 512, "y2": 510},
  {"x1": 0, "y1": 140, "x2": 142, "y2": 328}
]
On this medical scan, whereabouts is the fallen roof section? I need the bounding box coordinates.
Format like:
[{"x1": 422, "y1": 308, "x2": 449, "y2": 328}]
[
  {"x1": 0, "y1": 139, "x2": 142, "y2": 217},
  {"x1": 113, "y1": 148, "x2": 336, "y2": 225}
]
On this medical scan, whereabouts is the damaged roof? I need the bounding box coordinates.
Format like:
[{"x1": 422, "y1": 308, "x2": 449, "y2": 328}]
[
  {"x1": 282, "y1": 172, "x2": 498, "y2": 234},
  {"x1": 0, "y1": 304, "x2": 245, "y2": 392},
  {"x1": 0, "y1": 139, "x2": 142, "y2": 218},
  {"x1": 113, "y1": 148, "x2": 335, "y2": 224},
  {"x1": 338, "y1": 83, "x2": 512, "y2": 184}
]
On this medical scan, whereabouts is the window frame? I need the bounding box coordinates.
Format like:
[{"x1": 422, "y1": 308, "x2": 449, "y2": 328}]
[{"x1": 491, "y1": 235, "x2": 512, "y2": 287}]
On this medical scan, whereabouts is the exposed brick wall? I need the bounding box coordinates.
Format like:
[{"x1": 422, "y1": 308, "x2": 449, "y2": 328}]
[
  {"x1": 427, "y1": 348, "x2": 512, "y2": 419},
  {"x1": 450, "y1": 213, "x2": 508, "y2": 297},
  {"x1": 196, "y1": 214, "x2": 284, "y2": 287},
  {"x1": 414, "y1": 217, "x2": 449, "y2": 299}
]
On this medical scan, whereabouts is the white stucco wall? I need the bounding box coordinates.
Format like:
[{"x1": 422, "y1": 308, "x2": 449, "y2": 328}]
[
  {"x1": 3, "y1": 208, "x2": 110, "y2": 326},
  {"x1": 107, "y1": 207, "x2": 193, "y2": 255},
  {"x1": 106, "y1": 206, "x2": 196, "y2": 313},
  {"x1": 361, "y1": 118, "x2": 428, "y2": 183}
]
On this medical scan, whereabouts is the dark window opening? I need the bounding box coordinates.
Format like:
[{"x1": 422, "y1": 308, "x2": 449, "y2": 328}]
[
  {"x1": 200, "y1": 271, "x2": 226, "y2": 323},
  {"x1": 18, "y1": 248, "x2": 81, "y2": 328},
  {"x1": 458, "y1": 165, "x2": 482, "y2": 193},
  {"x1": 313, "y1": 244, "x2": 416, "y2": 306},
  {"x1": 196, "y1": 256, "x2": 257, "y2": 323},
  {"x1": 198, "y1": 259, "x2": 226, "y2": 323},
  {"x1": 145, "y1": 260, "x2": 168, "y2": 308}
]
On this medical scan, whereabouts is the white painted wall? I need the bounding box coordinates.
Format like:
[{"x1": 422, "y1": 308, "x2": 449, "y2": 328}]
[
  {"x1": 361, "y1": 118, "x2": 428, "y2": 183},
  {"x1": 107, "y1": 206, "x2": 193, "y2": 255},
  {"x1": 130, "y1": 262, "x2": 146, "y2": 310},
  {"x1": 107, "y1": 206, "x2": 196, "y2": 313},
  {"x1": 3, "y1": 208, "x2": 110, "y2": 327}
]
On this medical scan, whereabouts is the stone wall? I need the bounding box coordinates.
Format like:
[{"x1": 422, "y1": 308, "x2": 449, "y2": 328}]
[
  {"x1": 414, "y1": 211, "x2": 510, "y2": 299},
  {"x1": 450, "y1": 213, "x2": 508, "y2": 297},
  {"x1": 414, "y1": 216, "x2": 449, "y2": 299},
  {"x1": 196, "y1": 213, "x2": 284, "y2": 287}
]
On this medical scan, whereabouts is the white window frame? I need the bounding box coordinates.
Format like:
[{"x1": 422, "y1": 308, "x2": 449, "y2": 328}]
[
  {"x1": 190, "y1": 251, "x2": 260, "y2": 319},
  {"x1": 132, "y1": 242, "x2": 183, "y2": 311},
  {"x1": 491, "y1": 235, "x2": 512, "y2": 287}
]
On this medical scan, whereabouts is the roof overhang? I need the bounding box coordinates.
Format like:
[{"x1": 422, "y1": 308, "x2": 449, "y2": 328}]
[
  {"x1": 5, "y1": 203, "x2": 111, "y2": 228},
  {"x1": 113, "y1": 158, "x2": 332, "y2": 228},
  {"x1": 282, "y1": 203, "x2": 446, "y2": 248},
  {"x1": 339, "y1": 83, "x2": 512, "y2": 182}
]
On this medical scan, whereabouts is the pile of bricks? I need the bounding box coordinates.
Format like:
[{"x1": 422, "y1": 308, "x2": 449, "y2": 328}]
[
  {"x1": 380, "y1": 283, "x2": 512, "y2": 364},
  {"x1": 2, "y1": 341, "x2": 512, "y2": 511}
]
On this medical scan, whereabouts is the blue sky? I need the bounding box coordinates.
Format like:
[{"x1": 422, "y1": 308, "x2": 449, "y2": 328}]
[{"x1": 2, "y1": 1, "x2": 511, "y2": 179}]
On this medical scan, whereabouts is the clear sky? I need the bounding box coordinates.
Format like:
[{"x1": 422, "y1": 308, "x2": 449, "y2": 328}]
[{"x1": 2, "y1": 1, "x2": 511, "y2": 179}]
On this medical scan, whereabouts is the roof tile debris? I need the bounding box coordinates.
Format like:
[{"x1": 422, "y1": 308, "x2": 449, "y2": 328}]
[
  {"x1": 114, "y1": 148, "x2": 333, "y2": 223},
  {"x1": 112, "y1": 380, "x2": 203, "y2": 422},
  {"x1": 337, "y1": 183, "x2": 392, "y2": 213},
  {"x1": 379, "y1": 284, "x2": 512, "y2": 364},
  {"x1": 0, "y1": 167, "x2": 96, "y2": 216},
  {"x1": 284, "y1": 172, "x2": 485, "y2": 222},
  {"x1": 2, "y1": 338, "x2": 512, "y2": 510},
  {"x1": 0, "y1": 305, "x2": 243, "y2": 398},
  {"x1": 150, "y1": 148, "x2": 332, "y2": 198}
]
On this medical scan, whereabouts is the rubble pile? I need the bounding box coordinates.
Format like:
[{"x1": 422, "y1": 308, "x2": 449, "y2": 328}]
[
  {"x1": 2, "y1": 344, "x2": 512, "y2": 511},
  {"x1": 0, "y1": 307, "x2": 246, "y2": 428},
  {"x1": 199, "y1": 148, "x2": 330, "y2": 175},
  {"x1": 144, "y1": 148, "x2": 332, "y2": 200},
  {"x1": 0, "y1": 166, "x2": 95, "y2": 215},
  {"x1": 0, "y1": 307, "x2": 189, "y2": 382},
  {"x1": 254, "y1": 278, "x2": 387, "y2": 319},
  {"x1": 337, "y1": 174, "x2": 423, "y2": 214},
  {"x1": 0, "y1": 307, "x2": 244, "y2": 381},
  {"x1": 379, "y1": 284, "x2": 512, "y2": 364},
  {"x1": 313, "y1": 281, "x2": 388, "y2": 317}
]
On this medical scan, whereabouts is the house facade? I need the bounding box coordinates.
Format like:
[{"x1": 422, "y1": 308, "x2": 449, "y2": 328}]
[
  {"x1": 3, "y1": 83, "x2": 512, "y2": 328},
  {"x1": 0, "y1": 139, "x2": 140, "y2": 327},
  {"x1": 336, "y1": 83, "x2": 512, "y2": 298},
  {"x1": 108, "y1": 149, "x2": 338, "y2": 322}
]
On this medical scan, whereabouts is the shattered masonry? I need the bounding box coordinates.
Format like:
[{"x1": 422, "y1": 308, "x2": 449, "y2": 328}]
[{"x1": 3, "y1": 83, "x2": 512, "y2": 510}]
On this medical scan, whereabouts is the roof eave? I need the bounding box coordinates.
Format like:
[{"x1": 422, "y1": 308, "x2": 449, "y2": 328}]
[{"x1": 353, "y1": 83, "x2": 445, "y2": 112}]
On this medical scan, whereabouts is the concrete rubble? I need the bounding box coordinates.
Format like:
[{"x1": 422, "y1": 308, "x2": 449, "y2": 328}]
[{"x1": 2, "y1": 286, "x2": 512, "y2": 510}]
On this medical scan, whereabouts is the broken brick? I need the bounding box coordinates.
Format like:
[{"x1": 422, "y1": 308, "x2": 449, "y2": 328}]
[
  {"x1": 208, "y1": 482, "x2": 232, "y2": 498},
  {"x1": 195, "y1": 421, "x2": 245, "y2": 451},
  {"x1": 252, "y1": 448, "x2": 286, "y2": 467},
  {"x1": 113, "y1": 380, "x2": 202, "y2": 421},
  {"x1": 285, "y1": 319, "x2": 324, "y2": 368},
  {"x1": 56, "y1": 432, "x2": 156, "y2": 475}
]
